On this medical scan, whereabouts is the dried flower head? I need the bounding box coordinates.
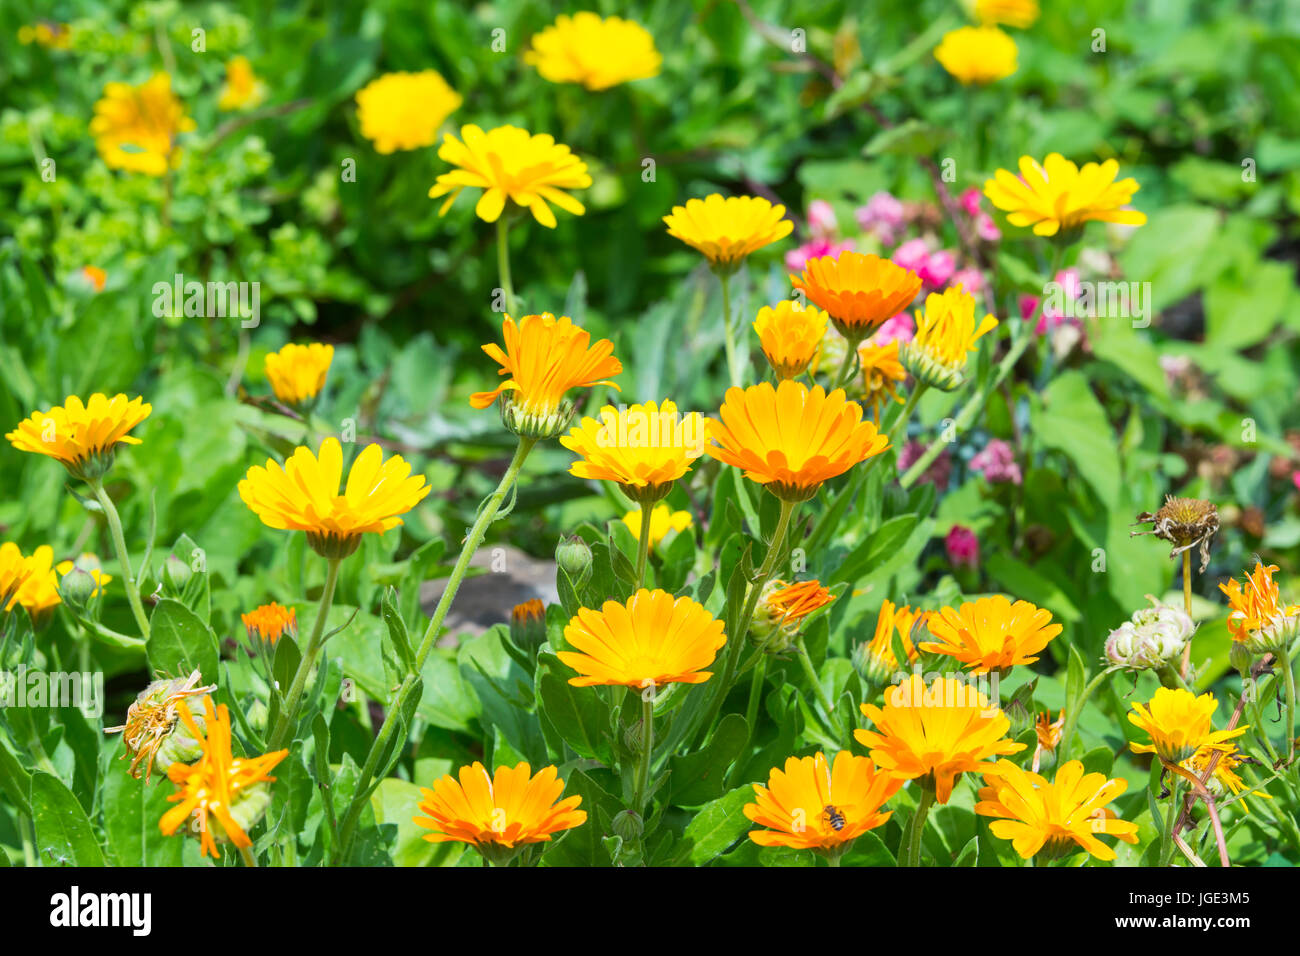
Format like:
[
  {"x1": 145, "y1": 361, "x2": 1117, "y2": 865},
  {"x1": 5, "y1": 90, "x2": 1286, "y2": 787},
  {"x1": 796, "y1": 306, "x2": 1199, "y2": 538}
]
[
  {"x1": 104, "y1": 669, "x2": 217, "y2": 781},
  {"x1": 1131, "y1": 496, "x2": 1219, "y2": 572}
]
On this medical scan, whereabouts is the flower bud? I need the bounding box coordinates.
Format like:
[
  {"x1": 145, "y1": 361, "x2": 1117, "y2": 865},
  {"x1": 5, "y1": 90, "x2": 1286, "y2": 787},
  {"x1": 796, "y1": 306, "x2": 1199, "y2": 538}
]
[
  {"x1": 510, "y1": 599, "x2": 547, "y2": 655},
  {"x1": 58, "y1": 566, "x2": 97, "y2": 609},
  {"x1": 611, "y1": 809, "x2": 643, "y2": 844},
  {"x1": 162, "y1": 553, "x2": 192, "y2": 593},
  {"x1": 1105, "y1": 596, "x2": 1193, "y2": 672},
  {"x1": 555, "y1": 534, "x2": 593, "y2": 586}
]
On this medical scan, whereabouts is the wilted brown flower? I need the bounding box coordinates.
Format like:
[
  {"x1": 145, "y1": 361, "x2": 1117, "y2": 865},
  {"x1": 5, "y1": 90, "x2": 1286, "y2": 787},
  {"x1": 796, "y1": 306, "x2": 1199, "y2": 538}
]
[{"x1": 1131, "y1": 496, "x2": 1219, "y2": 572}]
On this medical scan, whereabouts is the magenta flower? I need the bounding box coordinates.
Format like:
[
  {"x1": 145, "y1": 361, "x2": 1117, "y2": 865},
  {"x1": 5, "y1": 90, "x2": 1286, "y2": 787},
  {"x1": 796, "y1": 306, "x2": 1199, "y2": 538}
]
[
  {"x1": 785, "y1": 237, "x2": 855, "y2": 272},
  {"x1": 969, "y1": 438, "x2": 1022, "y2": 485},
  {"x1": 871, "y1": 312, "x2": 916, "y2": 347},
  {"x1": 945, "y1": 525, "x2": 980, "y2": 569},
  {"x1": 891, "y1": 237, "x2": 930, "y2": 275},
  {"x1": 948, "y1": 268, "x2": 985, "y2": 293},
  {"x1": 919, "y1": 249, "x2": 957, "y2": 288},
  {"x1": 897, "y1": 439, "x2": 951, "y2": 491},
  {"x1": 856, "y1": 191, "x2": 906, "y2": 245},
  {"x1": 807, "y1": 199, "x2": 838, "y2": 239}
]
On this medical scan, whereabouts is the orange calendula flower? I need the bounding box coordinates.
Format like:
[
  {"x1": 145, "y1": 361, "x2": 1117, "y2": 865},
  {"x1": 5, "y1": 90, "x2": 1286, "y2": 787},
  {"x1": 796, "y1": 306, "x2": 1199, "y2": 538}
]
[
  {"x1": 919, "y1": 595, "x2": 1061, "y2": 675},
  {"x1": 525, "y1": 12, "x2": 661, "y2": 90},
  {"x1": 934, "y1": 26, "x2": 1018, "y2": 85},
  {"x1": 470, "y1": 313, "x2": 622, "y2": 439},
  {"x1": 1219, "y1": 562, "x2": 1300, "y2": 656},
  {"x1": 744, "y1": 751, "x2": 902, "y2": 857},
  {"x1": 707, "y1": 380, "x2": 890, "y2": 501},
  {"x1": 1181, "y1": 744, "x2": 1271, "y2": 814},
  {"x1": 559, "y1": 588, "x2": 726, "y2": 689},
  {"x1": 105, "y1": 669, "x2": 216, "y2": 782},
  {"x1": 753, "y1": 579, "x2": 836, "y2": 652},
  {"x1": 900, "y1": 285, "x2": 999, "y2": 391},
  {"x1": 264, "y1": 342, "x2": 334, "y2": 408},
  {"x1": 237, "y1": 438, "x2": 431, "y2": 559},
  {"x1": 790, "y1": 250, "x2": 922, "y2": 343},
  {"x1": 753, "y1": 301, "x2": 829, "y2": 379},
  {"x1": 80, "y1": 265, "x2": 107, "y2": 292},
  {"x1": 1128, "y1": 688, "x2": 1247, "y2": 765},
  {"x1": 663, "y1": 195, "x2": 794, "y2": 272},
  {"x1": 160, "y1": 697, "x2": 287, "y2": 858},
  {"x1": 984, "y1": 153, "x2": 1147, "y2": 238},
  {"x1": 620, "y1": 505, "x2": 692, "y2": 549},
  {"x1": 0, "y1": 543, "x2": 34, "y2": 611},
  {"x1": 976, "y1": 759, "x2": 1139, "y2": 861},
  {"x1": 218, "y1": 56, "x2": 267, "y2": 111},
  {"x1": 413, "y1": 762, "x2": 586, "y2": 864},
  {"x1": 1032, "y1": 708, "x2": 1065, "y2": 773},
  {"x1": 355, "y1": 70, "x2": 461, "y2": 153},
  {"x1": 7, "y1": 393, "x2": 151, "y2": 481},
  {"x1": 854, "y1": 599, "x2": 927, "y2": 685},
  {"x1": 429, "y1": 124, "x2": 590, "y2": 228},
  {"x1": 855, "y1": 675, "x2": 1026, "y2": 803},
  {"x1": 89, "y1": 72, "x2": 196, "y2": 176},
  {"x1": 560, "y1": 400, "x2": 706, "y2": 503},
  {"x1": 858, "y1": 339, "x2": 907, "y2": 422},
  {"x1": 242, "y1": 602, "x2": 297, "y2": 645}
]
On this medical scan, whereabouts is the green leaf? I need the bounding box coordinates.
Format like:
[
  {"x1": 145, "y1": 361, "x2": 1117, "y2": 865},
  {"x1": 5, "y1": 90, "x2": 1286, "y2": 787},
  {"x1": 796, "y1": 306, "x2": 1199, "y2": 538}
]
[
  {"x1": 1028, "y1": 370, "x2": 1121, "y2": 507},
  {"x1": 381, "y1": 586, "x2": 415, "y2": 671},
  {"x1": 100, "y1": 743, "x2": 184, "y2": 866},
  {"x1": 30, "y1": 772, "x2": 106, "y2": 867},
  {"x1": 147, "y1": 598, "x2": 219, "y2": 684},
  {"x1": 672, "y1": 787, "x2": 753, "y2": 865},
  {"x1": 862, "y1": 119, "x2": 950, "y2": 157},
  {"x1": 0, "y1": 734, "x2": 32, "y2": 816},
  {"x1": 536, "y1": 670, "x2": 612, "y2": 764},
  {"x1": 668, "y1": 713, "x2": 748, "y2": 806}
]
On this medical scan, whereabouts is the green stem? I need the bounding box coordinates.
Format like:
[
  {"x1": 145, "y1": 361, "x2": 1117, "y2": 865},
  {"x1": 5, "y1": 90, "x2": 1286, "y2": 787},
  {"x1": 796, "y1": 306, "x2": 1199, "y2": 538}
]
[
  {"x1": 903, "y1": 787, "x2": 934, "y2": 867},
  {"x1": 744, "y1": 654, "x2": 768, "y2": 734},
  {"x1": 890, "y1": 382, "x2": 927, "y2": 447},
  {"x1": 497, "y1": 217, "x2": 517, "y2": 316},
  {"x1": 633, "y1": 695, "x2": 655, "y2": 811},
  {"x1": 89, "y1": 480, "x2": 150, "y2": 641},
  {"x1": 1281, "y1": 645, "x2": 1296, "y2": 766},
  {"x1": 20, "y1": 814, "x2": 36, "y2": 867},
  {"x1": 796, "y1": 635, "x2": 846, "y2": 739},
  {"x1": 1180, "y1": 551, "x2": 1193, "y2": 680},
  {"x1": 238, "y1": 843, "x2": 257, "y2": 868},
  {"x1": 634, "y1": 500, "x2": 654, "y2": 589},
  {"x1": 1159, "y1": 779, "x2": 1184, "y2": 867},
  {"x1": 832, "y1": 335, "x2": 863, "y2": 390},
  {"x1": 1059, "y1": 665, "x2": 1122, "y2": 762},
  {"x1": 267, "y1": 557, "x2": 341, "y2": 751},
  {"x1": 719, "y1": 271, "x2": 743, "y2": 387}
]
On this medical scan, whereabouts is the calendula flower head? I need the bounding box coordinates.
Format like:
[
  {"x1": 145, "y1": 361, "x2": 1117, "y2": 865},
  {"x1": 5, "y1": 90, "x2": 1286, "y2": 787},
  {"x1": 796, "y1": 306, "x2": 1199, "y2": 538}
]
[
  {"x1": 663, "y1": 195, "x2": 794, "y2": 274},
  {"x1": 1181, "y1": 745, "x2": 1271, "y2": 814},
  {"x1": 707, "y1": 380, "x2": 890, "y2": 502},
  {"x1": 561, "y1": 400, "x2": 706, "y2": 503},
  {"x1": 1131, "y1": 496, "x2": 1219, "y2": 573},
  {"x1": 1104, "y1": 596, "x2": 1195, "y2": 672},
  {"x1": 6, "y1": 393, "x2": 151, "y2": 482},
  {"x1": 621, "y1": 505, "x2": 692, "y2": 550},
  {"x1": 790, "y1": 251, "x2": 923, "y2": 343},
  {"x1": 976, "y1": 760, "x2": 1139, "y2": 861},
  {"x1": 11, "y1": 545, "x2": 61, "y2": 629},
  {"x1": 744, "y1": 751, "x2": 902, "y2": 860},
  {"x1": 752, "y1": 579, "x2": 836, "y2": 653},
  {"x1": 104, "y1": 670, "x2": 217, "y2": 782},
  {"x1": 355, "y1": 70, "x2": 462, "y2": 153},
  {"x1": 429, "y1": 124, "x2": 590, "y2": 228},
  {"x1": 509, "y1": 599, "x2": 548, "y2": 655},
  {"x1": 241, "y1": 602, "x2": 297, "y2": 646},
  {"x1": 559, "y1": 588, "x2": 726, "y2": 689},
  {"x1": 1219, "y1": 562, "x2": 1300, "y2": 656},
  {"x1": 55, "y1": 554, "x2": 112, "y2": 608},
  {"x1": 858, "y1": 340, "x2": 907, "y2": 422},
  {"x1": 1031, "y1": 708, "x2": 1065, "y2": 773},
  {"x1": 899, "y1": 285, "x2": 999, "y2": 391},
  {"x1": 984, "y1": 154, "x2": 1147, "y2": 239},
  {"x1": 238, "y1": 438, "x2": 431, "y2": 559},
  {"x1": 919, "y1": 595, "x2": 1062, "y2": 676},
  {"x1": 856, "y1": 675, "x2": 1025, "y2": 803},
  {"x1": 18, "y1": 21, "x2": 72, "y2": 49},
  {"x1": 471, "y1": 313, "x2": 622, "y2": 440},
  {"x1": 934, "y1": 27, "x2": 1018, "y2": 85},
  {"x1": 0, "y1": 543, "x2": 34, "y2": 612},
  {"x1": 414, "y1": 762, "x2": 586, "y2": 864},
  {"x1": 264, "y1": 342, "x2": 334, "y2": 409},
  {"x1": 217, "y1": 56, "x2": 267, "y2": 111},
  {"x1": 525, "y1": 12, "x2": 661, "y2": 90},
  {"x1": 89, "y1": 72, "x2": 195, "y2": 176},
  {"x1": 753, "y1": 301, "x2": 829, "y2": 379},
  {"x1": 1128, "y1": 688, "x2": 1247, "y2": 765},
  {"x1": 160, "y1": 697, "x2": 287, "y2": 857},
  {"x1": 967, "y1": 0, "x2": 1040, "y2": 28},
  {"x1": 853, "y1": 599, "x2": 927, "y2": 686}
]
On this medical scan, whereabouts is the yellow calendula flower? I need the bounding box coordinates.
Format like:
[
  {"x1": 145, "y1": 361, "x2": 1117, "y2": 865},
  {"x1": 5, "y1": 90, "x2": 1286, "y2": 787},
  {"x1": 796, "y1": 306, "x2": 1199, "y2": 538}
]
[
  {"x1": 707, "y1": 380, "x2": 889, "y2": 501},
  {"x1": 429, "y1": 124, "x2": 590, "y2": 228},
  {"x1": 525, "y1": 12, "x2": 661, "y2": 90},
  {"x1": 89, "y1": 72, "x2": 195, "y2": 177},
  {"x1": 1219, "y1": 562, "x2": 1300, "y2": 656},
  {"x1": 854, "y1": 599, "x2": 926, "y2": 685},
  {"x1": 160, "y1": 697, "x2": 287, "y2": 858},
  {"x1": 856, "y1": 675, "x2": 1025, "y2": 804},
  {"x1": 900, "y1": 285, "x2": 998, "y2": 391},
  {"x1": 1128, "y1": 688, "x2": 1247, "y2": 765},
  {"x1": 18, "y1": 21, "x2": 72, "y2": 49},
  {"x1": 976, "y1": 760, "x2": 1139, "y2": 861},
  {"x1": 1181, "y1": 745, "x2": 1272, "y2": 814},
  {"x1": 242, "y1": 602, "x2": 297, "y2": 645},
  {"x1": 355, "y1": 70, "x2": 462, "y2": 153},
  {"x1": 414, "y1": 762, "x2": 586, "y2": 864},
  {"x1": 105, "y1": 669, "x2": 216, "y2": 782},
  {"x1": 663, "y1": 195, "x2": 794, "y2": 273},
  {"x1": 919, "y1": 595, "x2": 1061, "y2": 675},
  {"x1": 7, "y1": 393, "x2": 151, "y2": 482},
  {"x1": 790, "y1": 250, "x2": 922, "y2": 343},
  {"x1": 970, "y1": 0, "x2": 1039, "y2": 29},
  {"x1": 934, "y1": 26, "x2": 1018, "y2": 85},
  {"x1": 218, "y1": 56, "x2": 266, "y2": 111},
  {"x1": 12, "y1": 546, "x2": 60, "y2": 629},
  {"x1": 753, "y1": 301, "x2": 829, "y2": 379},
  {"x1": 470, "y1": 313, "x2": 622, "y2": 439},
  {"x1": 559, "y1": 588, "x2": 726, "y2": 689},
  {"x1": 561, "y1": 400, "x2": 706, "y2": 503},
  {"x1": 621, "y1": 505, "x2": 692, "y2": 549},
  {"x1": 858, "y1": 340, "x2": 907, "y2": 422},
  {"x1": 744, "y1": 751, "x2": 901, "y2": 857},
  {"x1": 237, "y1": 438, "x2": 431, "y2": 559},
  {"x1": 264, "y1": 342, "x2": 334, "y2": 408},
  {"x1": 984, "y1": 153, "x2": 1147, "y2": 238},
  {"x1": 0, "y1": 543, "x2": 34, "y2": 611}
]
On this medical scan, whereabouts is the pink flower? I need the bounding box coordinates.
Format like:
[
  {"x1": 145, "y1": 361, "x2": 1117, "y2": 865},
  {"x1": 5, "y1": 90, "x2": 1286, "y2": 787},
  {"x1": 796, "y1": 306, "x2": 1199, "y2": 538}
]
[
  {"x1": 1293, "y1": 471, "x2": 1300, "y2": 492},
  {"x1": 891, "y1": 237, "x2": 931, "y2": 275},
  {"x1": 807, "y1": 199, "x2": 838, "y2": 240},
  {"x1": 897, "y1": 440, "x2": 951, "y2": 492},
  {"x1": 871, "y1": 313, "x2": 915, "y2": 346},
  {"x1": 785, "y1": 237, "x2": 855, "y2": 272},
  {"x1": 975, "y1": 213, "x2": 1001, "y2": 242},
  {"x1": 1032, "y1": 269, "x2": 1085, "y2": 334},
  {"x1": 856, "y1": 191, "x2": 906, "y2": 245},
  {"x1": 920, "y1": 249, "x2": 957, "y2": 288},
  {"x1": 945, "y1": 525, "x2": 980, "y2": 569},
  {"x1": 948, "y1": 268, "x2": 984, "y2": 294},
  {"x1": 969, "y1": 439, "x2": 1022, "y2": 485},
  {"x1": 959, "y1": 187, "x2": 983, "y2": 219}
]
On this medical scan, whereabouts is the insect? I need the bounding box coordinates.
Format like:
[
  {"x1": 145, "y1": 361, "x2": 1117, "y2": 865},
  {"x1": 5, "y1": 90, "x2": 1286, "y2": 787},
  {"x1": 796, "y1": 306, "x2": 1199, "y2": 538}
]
[{"x1": 822, "y1": 804, "x2": 846, "y2": 832}]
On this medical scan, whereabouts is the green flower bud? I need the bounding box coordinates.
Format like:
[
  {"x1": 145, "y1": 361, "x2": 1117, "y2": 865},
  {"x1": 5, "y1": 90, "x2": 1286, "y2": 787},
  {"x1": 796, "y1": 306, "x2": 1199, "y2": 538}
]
[
  {"x1": 611, "y1": 810, "x2": 643, "y2": 844},
  {"x1": 556, "y1": 534, "x2": 593, "y2": 585},
  {"x1": 162, "y1": 553, "x2": 192, "y2": 593},
  {"x1": 58, "y1": 566, "x2": 97, "y2": 609}
]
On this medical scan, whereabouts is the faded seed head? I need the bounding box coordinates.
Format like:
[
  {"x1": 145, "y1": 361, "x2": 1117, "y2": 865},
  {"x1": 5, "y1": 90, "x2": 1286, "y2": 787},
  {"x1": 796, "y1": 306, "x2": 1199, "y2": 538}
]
[{"x1": 1131, "y1": 495, "x2": 1219, "y2": 572}]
